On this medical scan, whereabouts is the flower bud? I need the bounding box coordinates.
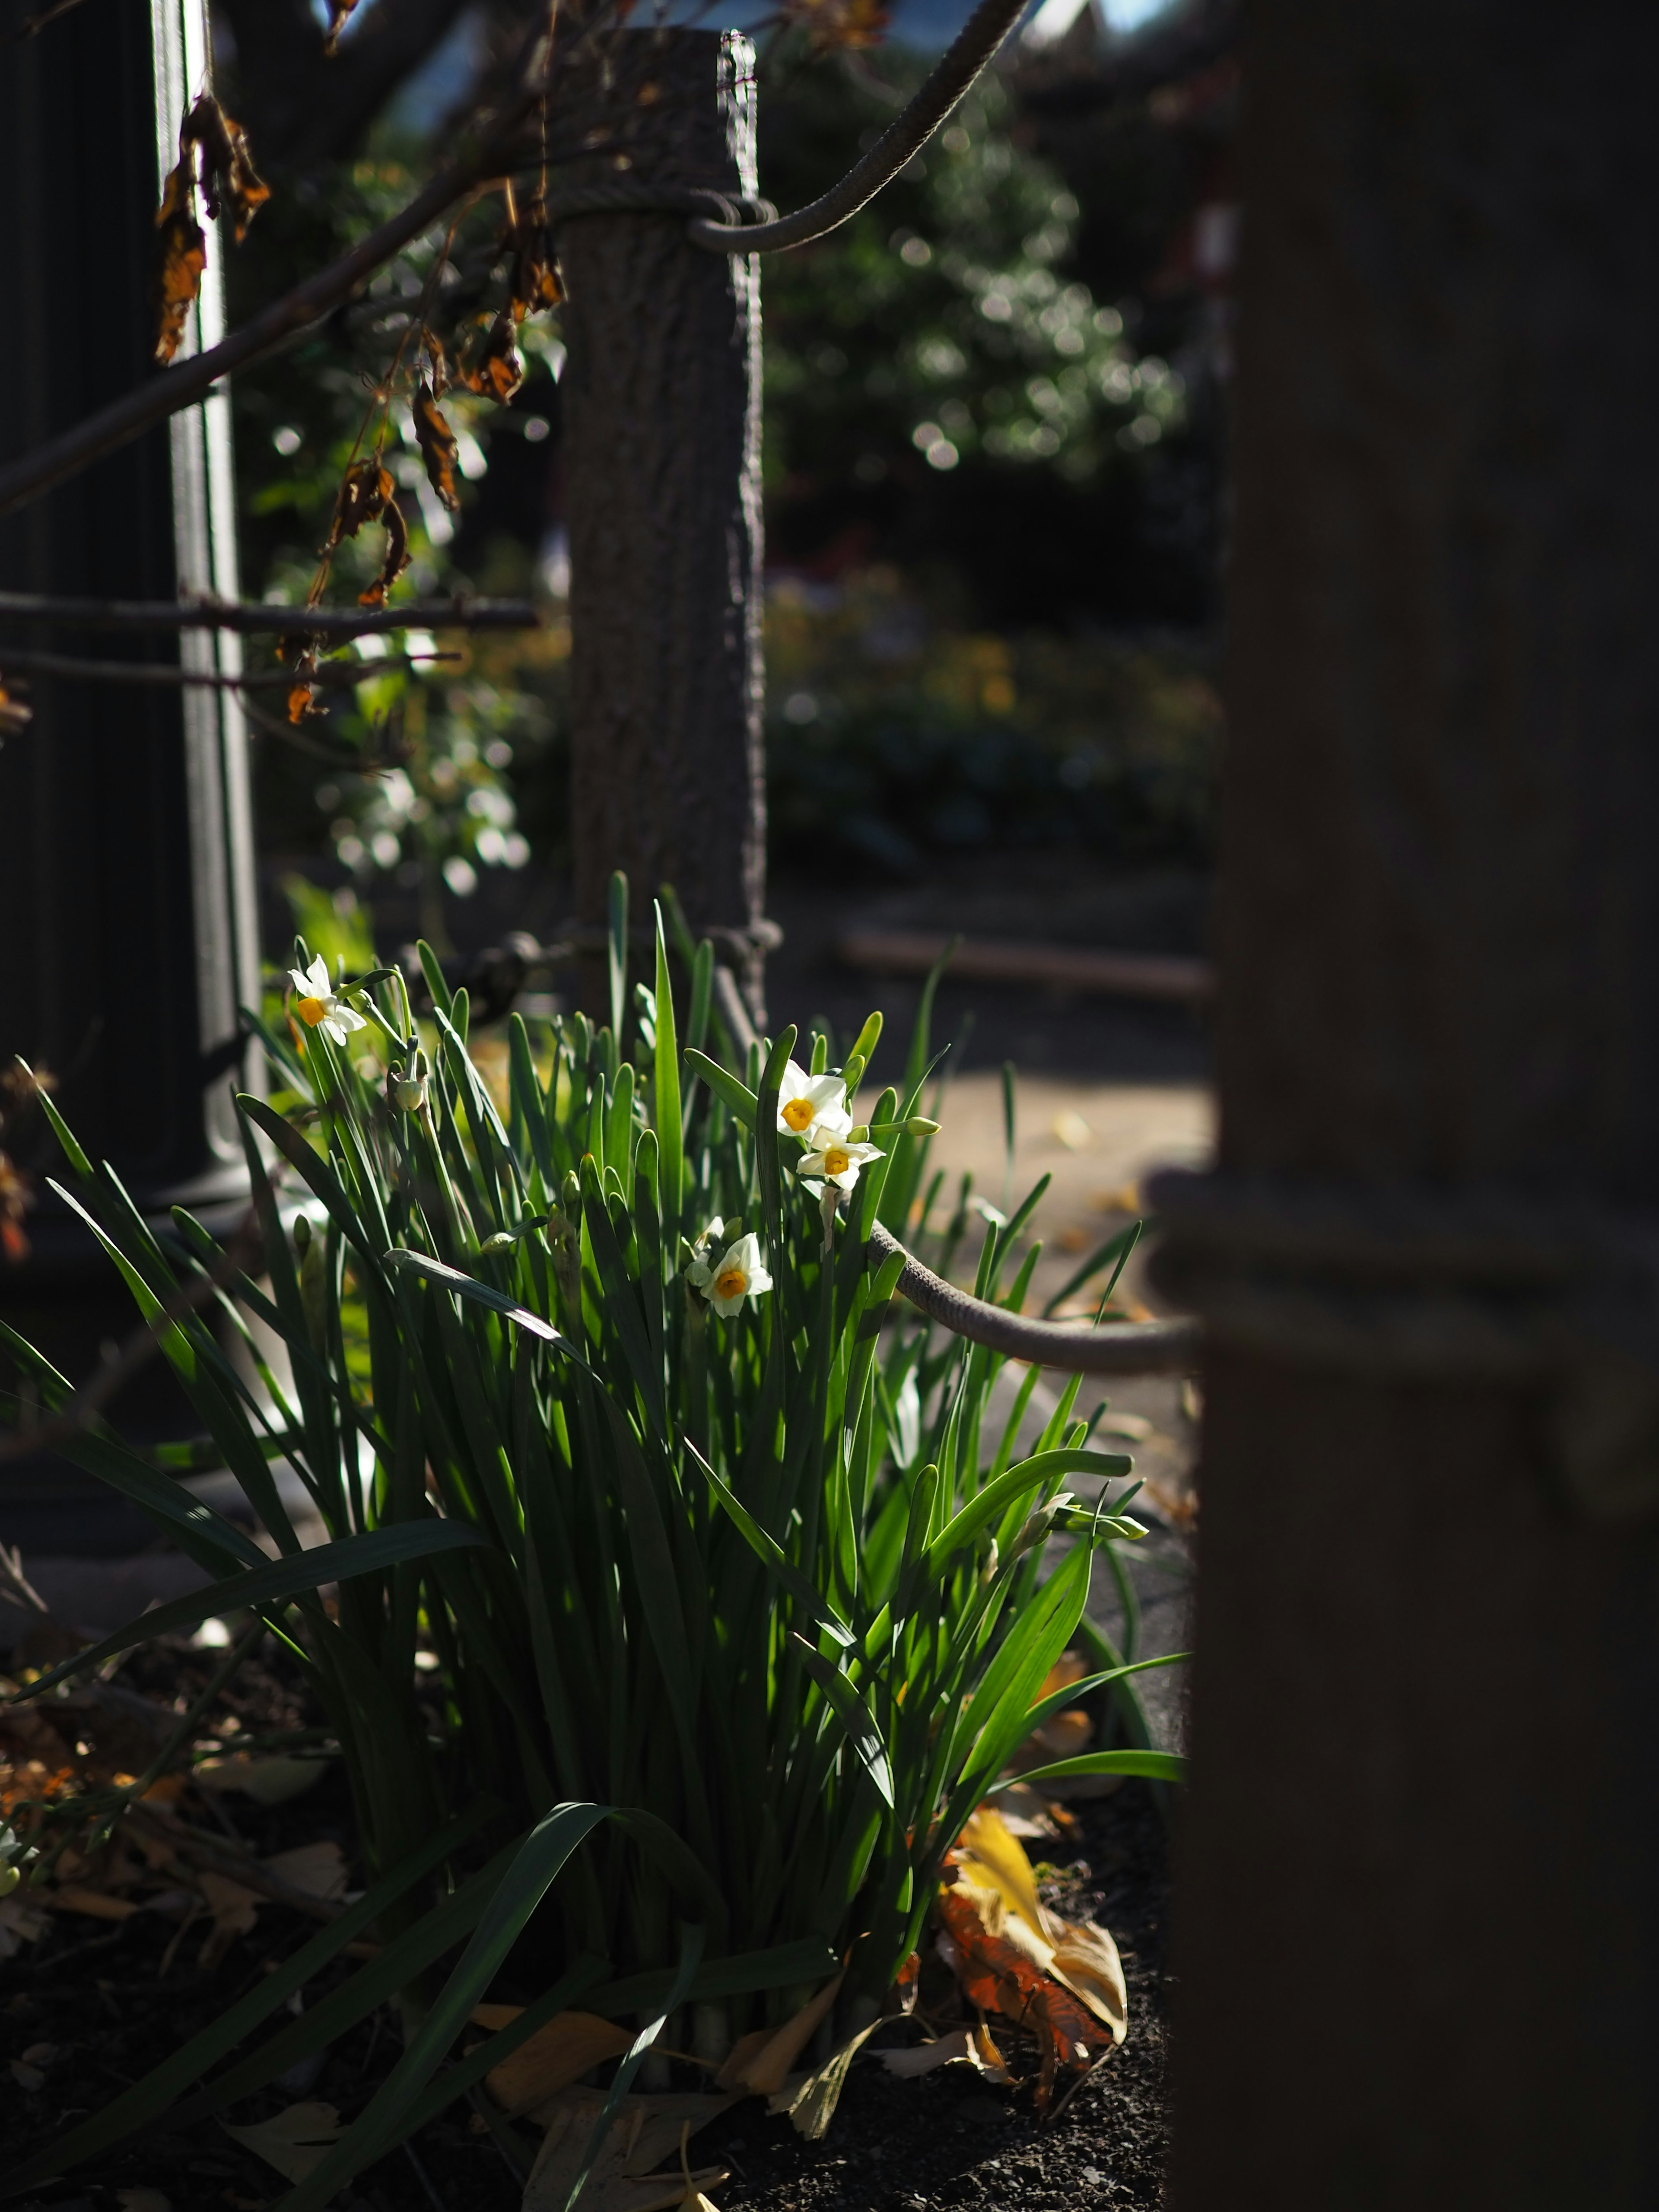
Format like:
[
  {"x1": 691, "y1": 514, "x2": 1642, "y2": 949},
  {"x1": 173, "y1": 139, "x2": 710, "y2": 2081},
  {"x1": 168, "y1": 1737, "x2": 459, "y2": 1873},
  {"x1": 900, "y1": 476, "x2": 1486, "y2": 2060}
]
[
  {"x1": 478, "y1": 1231, "x2": 515, "y2": 1255},
  {"x1": 904, "y1": 1116, "x2": 941, "y2": 1136}
]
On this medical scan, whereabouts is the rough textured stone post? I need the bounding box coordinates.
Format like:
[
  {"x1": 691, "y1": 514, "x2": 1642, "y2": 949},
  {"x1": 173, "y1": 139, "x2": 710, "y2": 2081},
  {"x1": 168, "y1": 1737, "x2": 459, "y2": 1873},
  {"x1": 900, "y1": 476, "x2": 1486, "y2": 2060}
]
[
  {"x1": 0, "y1": 0, "x2": 259, "y2": 1546},
  {"x1": 1157, "y1": 3, "x2": 1659, "y2": 2202},
  {"x1": 556, "y1": 29, "x2": 766, "y2": 1017}
]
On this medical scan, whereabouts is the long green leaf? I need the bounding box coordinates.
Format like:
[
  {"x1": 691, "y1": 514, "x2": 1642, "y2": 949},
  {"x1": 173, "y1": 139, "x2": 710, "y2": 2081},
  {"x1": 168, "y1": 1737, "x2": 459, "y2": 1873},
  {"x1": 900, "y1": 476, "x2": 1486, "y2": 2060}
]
[
  {"x1": 385, "y1": 1248, "x2": 559, "y2": 1340},
  {"x1": 276, "y1": 1801, "x2": 613, "y2": 2212},
  {"x1": 21, "y1": 1522, "x2": 494, "y2": 1694},
  {"x1": 985, "y1": 1749, "x2": 1188, "y2": 1789}
]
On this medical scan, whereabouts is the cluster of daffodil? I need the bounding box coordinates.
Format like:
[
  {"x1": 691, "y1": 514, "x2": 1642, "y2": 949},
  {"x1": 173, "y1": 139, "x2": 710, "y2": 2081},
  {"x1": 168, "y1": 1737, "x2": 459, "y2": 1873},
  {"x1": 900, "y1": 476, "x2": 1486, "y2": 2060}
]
[{"x1": 10, "y1": 885, "x2": 1168, "y2": 2206}]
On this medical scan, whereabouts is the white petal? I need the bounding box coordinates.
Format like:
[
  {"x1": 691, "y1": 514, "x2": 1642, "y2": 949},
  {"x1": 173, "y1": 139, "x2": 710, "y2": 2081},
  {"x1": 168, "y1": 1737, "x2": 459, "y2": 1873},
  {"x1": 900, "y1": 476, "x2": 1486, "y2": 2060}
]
[
  {"x1": 687, "y1": 1259, "x2": 713, "y2": 1290},
  {"x1": 745, "y1": 1266, "x2": 773, "y2": 1297},
  {"x1": 288, "y1": 969, "x2": 314, "y2": 998},
  {"x1": 779, "y1": 1061, "x2": 812, "y2": 1099},
  {"x1": 830, "y1": 1162, "x2": 862, "y2": 1190},
  {"x1": 305, "y1": 957, "x2": 331, "y2": 994},
  {"x1": 334, "y1": 1004, "x2": 368, "y2": 1033},
  {"x1": 807, "y1": 1102, "x2": 854, "y2": 1141},
  {"x1": 710, "y1": 1286, "x2": 745, "y2": 1318},
  {"x1": 320, "y1": 1017, "x2": 347, "y2": 1048}
]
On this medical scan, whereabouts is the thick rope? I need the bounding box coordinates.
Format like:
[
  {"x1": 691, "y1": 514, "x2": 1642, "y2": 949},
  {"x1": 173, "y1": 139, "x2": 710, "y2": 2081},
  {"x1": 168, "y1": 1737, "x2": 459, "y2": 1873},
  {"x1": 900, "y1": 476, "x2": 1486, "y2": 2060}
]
[{"x1": 866, "y1": 1220, "x2": 1201, "y2": 1376}]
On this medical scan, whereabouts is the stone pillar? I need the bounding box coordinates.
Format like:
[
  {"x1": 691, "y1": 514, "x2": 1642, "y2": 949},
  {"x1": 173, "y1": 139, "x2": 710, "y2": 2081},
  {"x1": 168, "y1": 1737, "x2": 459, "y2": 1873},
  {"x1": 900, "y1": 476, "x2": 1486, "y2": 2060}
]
[
  {"x1": 0, "y1": 0, "x2": 260, "y2": 1549},
  {"x1": 556, "y1": 29, "x2": 767, "y2": 1020}
]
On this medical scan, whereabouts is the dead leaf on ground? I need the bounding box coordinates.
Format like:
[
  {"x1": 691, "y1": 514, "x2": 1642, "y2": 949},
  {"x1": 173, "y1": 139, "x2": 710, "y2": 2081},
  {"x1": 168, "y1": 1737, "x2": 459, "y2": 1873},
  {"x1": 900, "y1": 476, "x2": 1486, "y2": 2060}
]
[
  {"x1": 520, "y1": 2090, "x2": 732, "y2": 2212},
  {"x1": 0, "y1": 1892, "x2": 50, "y2": 1957},
  {"x1": 878, "y1": 2024, "x2": 1012, "y2": 2082},
  {"x1": 938, "y1": 1805, "x2": 1126, "y2": 2104},
  {"x1": 473, "y1": 2005, "x2": 632, "y2": 2120},
  {"x1": 765, "y1": 2015, "x2": 884, "y2": 2139},
  {"x1": 197, "y1": 1869, "x2": 261, "y2": 1969},
  {"x1": 263, "y1": 1840, "x2": 347, "y2": 1901},
  {"x1": 413, "y1": 382, "x2": 461, "y2": 512},
  {"x1": 195, "y1": 1752, "x2": 328, "y2": 1806},
  {"x1": 715, "y1": 1971, "x2": 843, "y2": 2096},
  {"x1": 116, "y1": 2190, "x2": 173, "y2": 2212},
  {"x1": 221, "y1": 2100, "x2": 343, "y2": 2184},
  {"x1": 50, "y1": 1886, "x2": 140, "y2": 1921}
]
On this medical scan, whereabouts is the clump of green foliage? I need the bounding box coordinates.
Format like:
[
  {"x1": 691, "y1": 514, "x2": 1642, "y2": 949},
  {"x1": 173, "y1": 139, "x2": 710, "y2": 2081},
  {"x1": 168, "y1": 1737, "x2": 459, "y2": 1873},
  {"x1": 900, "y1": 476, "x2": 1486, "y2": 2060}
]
[{"x1": 2, "y1": 901, "x2": 1174, "y2": 2205}]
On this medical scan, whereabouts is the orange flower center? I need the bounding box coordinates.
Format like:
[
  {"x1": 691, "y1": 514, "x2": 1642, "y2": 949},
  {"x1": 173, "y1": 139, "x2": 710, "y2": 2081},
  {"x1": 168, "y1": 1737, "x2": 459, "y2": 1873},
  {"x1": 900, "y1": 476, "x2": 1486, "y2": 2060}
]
[
  {"x1": 714, "y1": 1267, "x2": 748, "y2": 1301},
  {"x1": 782, "y1": 1097, "x2": 815, "y2": 1132},
  {"x1": 823, "y1": 1147, "x2": 851, "y2": 1177},
  {"x1": 296, "y1": 996, "x2": 328, "y2": 1027}
]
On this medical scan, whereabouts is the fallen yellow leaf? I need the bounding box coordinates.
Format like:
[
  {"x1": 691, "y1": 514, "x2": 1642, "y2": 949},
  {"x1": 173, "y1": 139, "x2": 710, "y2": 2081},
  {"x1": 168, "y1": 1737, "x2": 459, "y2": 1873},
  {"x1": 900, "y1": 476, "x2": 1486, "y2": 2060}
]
[
  {"x1": 520, "y1": 2090, "x2": 731, "y2": 2212},
  {"x1": 263, "y1": 1841, "x2": 348, "y2": 1901},
  {"x1": 220, "y1": 2100, "x2": 344, "y2": 2183},
  {"x1": 482, "y1": 2008, "x2": 632, "y2": 2120},
  {"x1": 49, "y1": 1886, "x2": 140, "y2": 1921},
  {"x1": 715, "y1": 1973, "x2": 844, "y2": 2097}
]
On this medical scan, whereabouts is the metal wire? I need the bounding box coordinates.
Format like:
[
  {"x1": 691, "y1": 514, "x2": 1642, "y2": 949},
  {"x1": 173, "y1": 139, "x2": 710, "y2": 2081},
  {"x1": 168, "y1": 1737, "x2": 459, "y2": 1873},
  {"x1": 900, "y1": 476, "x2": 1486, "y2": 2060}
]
[{"x1": 686, "y1": 0, "x2": 1036, "y2": 253}]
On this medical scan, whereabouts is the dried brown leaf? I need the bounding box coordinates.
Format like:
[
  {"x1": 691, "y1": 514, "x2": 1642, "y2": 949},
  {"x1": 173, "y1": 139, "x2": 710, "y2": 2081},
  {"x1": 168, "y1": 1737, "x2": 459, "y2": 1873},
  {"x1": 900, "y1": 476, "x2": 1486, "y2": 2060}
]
[
  {"x1": 765, "y1": 2015, "x2": 884, "y2": 2139},
  {"x1": 187, "y1": 94, "x2": 270, "y2": 244},
  {"x1": 0, "y1": 680, "x2": 32, "y2": 737},
  {"x1": 473, "y1": 2006, "x2": 631, "y2": 2120},
  {"x1": 521, "y1": 2091, "x2": 732, "y2": 2212},
  {"x1": 0, "y1": 1894, "x2": 50, "y2": 1957},
  {"x1": 357, "y1": 498, "x2": 410, "y2": 610},
  {"x1": 782, "y1": 0, "x2": 889, "y2": 51},
  {"x1": 328, "y1": 455, "x2": 392, "y2": 547},
  {"x1": 878, "y1": 2023, "x2": 1012, "y2": 2082},
  {"x1": 153, "y1": 155, "x2": 205, "y2": 365},
  {"x1": 413, "y1": 381, "x2": 461, "y2": 511},
  {"x1": 263, "y1": 1840, "x2": 347, "y2": 1901},
  {"x1": 194, "y1": 1752, "x2": 327, "y2": 1806},
  {"x1": 220, "y1": 2100, "x2": 343, "y2": 2184},
  {"x1": 322, "y1": 0, "x2": 359, "y2": 52},
  {"x1": 461, "y1": 311, "x2": 524, "y2": 405},
  {"x1": 715, "y1": 1971, "x2": 844, "y2": 2096},
  {"x1": 197, "y1": 1868, "x2": 260, "y2": 1969},
  {"x1": 510, "y1": 188, "x2": 562, "y2": 321}
]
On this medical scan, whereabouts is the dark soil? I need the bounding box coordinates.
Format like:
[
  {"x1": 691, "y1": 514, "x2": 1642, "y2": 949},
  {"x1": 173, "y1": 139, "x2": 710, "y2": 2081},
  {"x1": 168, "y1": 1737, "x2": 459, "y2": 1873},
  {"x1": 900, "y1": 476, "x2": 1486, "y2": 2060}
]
[{"x1": 3, "y1": 1639, "x2": 1171, "y2": 2212}]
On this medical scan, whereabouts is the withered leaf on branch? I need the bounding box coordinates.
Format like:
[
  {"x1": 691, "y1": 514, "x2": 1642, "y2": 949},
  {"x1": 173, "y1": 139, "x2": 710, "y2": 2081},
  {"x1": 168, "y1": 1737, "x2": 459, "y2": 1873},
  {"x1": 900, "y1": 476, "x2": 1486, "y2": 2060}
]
[
  {"x1": 286, "y1": 651, "x2": 324, "y2": 725},
  {"x1": 510, "y1": 189, "x2": 562, "y2": 321},
  {"x1": 413, "y1": 382, "x2": 461, "y2": 512},
  {"x1": 461, "y1": 311, "x2": 524, "y2": 406},
  {"x1": 327, "y1": 455, "x2": 393, "y2": 548},
  {"x1": 783, "y1": 0, "x2": 890, "y2": 49},
  {"x1": 187, "y1": 93, "x2": 270, "y2": 245},
  {"x1": 0, "y1": 680, "x2": 32, "y2": 738},
  {"x1": 322, "y1": 0, "x2": 360, "y2": 54},
  {"x1": 358, "y1": 498, "x2": 410, "y2": 609},
  {"x1": 153, "y1": 153, "x2": 206, "y2": 365}
]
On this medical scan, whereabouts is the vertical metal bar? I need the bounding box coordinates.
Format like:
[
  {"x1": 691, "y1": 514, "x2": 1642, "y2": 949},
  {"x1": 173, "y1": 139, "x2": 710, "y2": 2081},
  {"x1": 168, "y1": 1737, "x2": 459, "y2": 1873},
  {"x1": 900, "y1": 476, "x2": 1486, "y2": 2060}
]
[
  {"x1": 556, "y1": 29, "x2": 766, "y2": 1020},
  {"x1": 1163, "y1": 1, "x2": 1659, "y2": 2202},
  {"x1": 0, "y1": 0, "x2": 260, "y2": 1545}
]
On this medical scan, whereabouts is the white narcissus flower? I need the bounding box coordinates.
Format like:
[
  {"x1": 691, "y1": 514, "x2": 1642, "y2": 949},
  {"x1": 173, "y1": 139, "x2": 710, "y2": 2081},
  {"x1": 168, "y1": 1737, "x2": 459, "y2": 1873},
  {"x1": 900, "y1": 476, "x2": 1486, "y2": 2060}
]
[
  {"x1": 288, "y1": 956, "x2": 369, "y2": 1050},
  {"x1": 796, "y1": 1135, "x2": 884, "y2": 1192},
  {"x1": 688, "y1": 1231, "x2": 772, "y2": 1318},
  {"x1": 775, "y1": 1061, "x2": 852, "y2": 1143}
]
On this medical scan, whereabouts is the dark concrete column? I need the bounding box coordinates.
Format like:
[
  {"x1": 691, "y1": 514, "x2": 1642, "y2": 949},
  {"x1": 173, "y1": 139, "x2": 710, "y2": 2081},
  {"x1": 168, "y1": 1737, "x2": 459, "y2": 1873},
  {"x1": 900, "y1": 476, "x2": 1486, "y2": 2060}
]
[
  {"x1": 556, "y1": 29, "x2": 766, "y2": 1019},
  {"x1": 0, "y1": 0, "x2": 260, "y2": 1547},
  {"x1": 1156, "y1": 3, "x2": 1659, "y2": 2203}
]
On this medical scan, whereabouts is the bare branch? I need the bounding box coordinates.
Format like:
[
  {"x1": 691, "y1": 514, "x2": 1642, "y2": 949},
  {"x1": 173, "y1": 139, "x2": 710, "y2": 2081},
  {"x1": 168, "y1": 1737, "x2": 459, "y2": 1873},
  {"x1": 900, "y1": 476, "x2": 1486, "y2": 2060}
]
[
  {"x1": 0, "y1": 592, "x2": 539, "y2": 635},
  {"x1": 0, "y1": 646, "x2": 456, "y2": 690}
]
